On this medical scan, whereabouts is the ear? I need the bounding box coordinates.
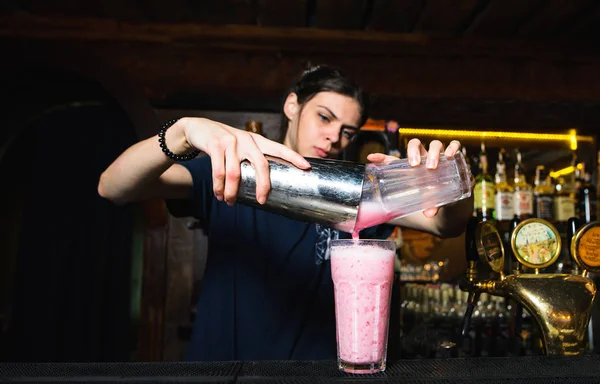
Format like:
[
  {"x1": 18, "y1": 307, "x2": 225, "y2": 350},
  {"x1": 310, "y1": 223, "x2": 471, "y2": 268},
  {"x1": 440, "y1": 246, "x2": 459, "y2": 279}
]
[{"x1": 283, "y1": 93, "x2": 299, "y2": 121}]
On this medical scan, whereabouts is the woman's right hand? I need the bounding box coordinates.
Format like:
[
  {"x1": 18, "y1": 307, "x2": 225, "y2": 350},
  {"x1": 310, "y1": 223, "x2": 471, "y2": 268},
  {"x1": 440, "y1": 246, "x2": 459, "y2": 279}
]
[{"x1": 177, "y1": 117, "x2": 311, "y2": 206}]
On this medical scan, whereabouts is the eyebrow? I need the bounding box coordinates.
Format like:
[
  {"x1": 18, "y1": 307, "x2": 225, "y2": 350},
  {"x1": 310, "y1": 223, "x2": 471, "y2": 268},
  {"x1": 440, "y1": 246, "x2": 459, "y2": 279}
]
[{"x1": 318, "y1": 105, "x2": 359, "y2": 130}]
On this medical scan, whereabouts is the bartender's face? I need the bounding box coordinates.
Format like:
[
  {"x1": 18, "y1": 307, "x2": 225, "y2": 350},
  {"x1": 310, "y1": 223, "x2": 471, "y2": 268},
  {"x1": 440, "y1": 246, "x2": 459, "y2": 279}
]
[{"x1": 284, "y1": 91, "x2": 361, "y2": 158}]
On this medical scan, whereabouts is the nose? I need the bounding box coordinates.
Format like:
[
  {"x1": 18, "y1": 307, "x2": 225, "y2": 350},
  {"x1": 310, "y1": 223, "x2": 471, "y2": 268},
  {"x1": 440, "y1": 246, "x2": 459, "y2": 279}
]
[{"x1": 325, "y1": 124, "x2": 341, "y2": 144}]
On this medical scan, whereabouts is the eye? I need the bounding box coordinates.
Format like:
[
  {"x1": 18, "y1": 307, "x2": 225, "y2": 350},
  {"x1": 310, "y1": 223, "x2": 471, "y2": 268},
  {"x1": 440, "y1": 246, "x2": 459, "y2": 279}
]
[
  {"x1": 318, "y1": 114, "x2": 330, "y2": 123},
  {"x1": 342, "y1": 129, "x2": 357, "y2": 139}
]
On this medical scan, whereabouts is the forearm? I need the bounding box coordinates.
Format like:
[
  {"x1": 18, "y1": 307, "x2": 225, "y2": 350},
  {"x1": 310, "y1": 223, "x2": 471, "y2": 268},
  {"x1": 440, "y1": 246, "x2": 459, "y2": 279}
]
[
  {"x1": 97, "y1": 119, "x2": 192, "y2": 204},
  {"x1": 388, "y1": 194, "x2": 474, "y2": 238},
  {"x1": 428, "y1": 194, "x2": 474, "y2": 237}
]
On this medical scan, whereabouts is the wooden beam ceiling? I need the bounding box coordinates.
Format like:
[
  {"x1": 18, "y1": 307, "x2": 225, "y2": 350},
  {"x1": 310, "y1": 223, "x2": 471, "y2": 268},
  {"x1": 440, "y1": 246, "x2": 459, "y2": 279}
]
[
  {"x1": 517, "y1": 0, "x2": 598, "y2": 38},
  {"x1": 257, "y1": 0, "x2": 307, "y2": 27},
  {"x1": 366, "y1": 0, "x2": 425, "y2": 33},
  {"x1": 3, "y1": 13, "x2": 600, "y2": 132},
  {"x1": 314, "y1": 0, "x2": 368, "y2": 30},
  {"x1": 462, "y1": 0, "x2": 544, "y2": 37},
  {"x1": 412, "y1": 0, "x2": 481, "y2": 34}
]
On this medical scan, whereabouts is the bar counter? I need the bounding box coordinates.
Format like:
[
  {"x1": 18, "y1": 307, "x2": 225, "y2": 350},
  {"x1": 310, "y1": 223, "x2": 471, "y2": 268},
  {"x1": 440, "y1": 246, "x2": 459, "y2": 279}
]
[{"x1": 2, "y1": 356, "x2": 600, "y2": 383}]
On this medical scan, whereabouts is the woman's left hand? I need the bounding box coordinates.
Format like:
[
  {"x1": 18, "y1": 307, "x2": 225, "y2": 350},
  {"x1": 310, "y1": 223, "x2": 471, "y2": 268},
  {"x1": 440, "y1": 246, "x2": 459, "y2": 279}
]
[{"x1": 367, "y1": 138, "x2": 462, "y2": 218}]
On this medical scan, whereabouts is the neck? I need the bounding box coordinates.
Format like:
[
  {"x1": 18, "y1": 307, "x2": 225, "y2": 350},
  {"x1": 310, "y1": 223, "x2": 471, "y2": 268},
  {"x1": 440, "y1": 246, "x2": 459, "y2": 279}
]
[{"x1": 283, "y1": 132, "x2": 292, "y2": 149}]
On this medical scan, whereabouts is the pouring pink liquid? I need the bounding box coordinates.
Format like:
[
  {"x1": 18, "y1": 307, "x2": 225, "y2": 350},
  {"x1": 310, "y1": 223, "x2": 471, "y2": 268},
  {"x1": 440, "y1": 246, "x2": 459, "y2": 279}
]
[
  {"x1": 351, "y1": 202, "x2": 400, "y2": 239},
  {"x1": 330, "y1": 239, "x2": 396, "y2": 374}
]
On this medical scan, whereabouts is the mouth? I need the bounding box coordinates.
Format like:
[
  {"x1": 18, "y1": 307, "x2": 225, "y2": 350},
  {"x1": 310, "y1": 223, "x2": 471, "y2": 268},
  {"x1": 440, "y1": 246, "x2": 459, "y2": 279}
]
[{"x1": 313, "y1": 147, "x2": 329, "y2": 158}]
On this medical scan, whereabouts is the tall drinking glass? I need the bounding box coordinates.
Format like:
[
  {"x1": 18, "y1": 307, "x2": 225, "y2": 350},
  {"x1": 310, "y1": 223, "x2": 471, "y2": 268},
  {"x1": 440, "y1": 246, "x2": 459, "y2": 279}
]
[{"x1": 330, "y1": 239, "x2": 396, "y2": 374}]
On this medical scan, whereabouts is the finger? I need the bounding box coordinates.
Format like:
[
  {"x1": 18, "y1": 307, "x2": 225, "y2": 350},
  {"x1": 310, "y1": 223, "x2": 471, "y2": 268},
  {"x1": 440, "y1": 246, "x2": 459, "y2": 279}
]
[
  {"x1": 223, "y1": 138, "x2": 241, "y2": 206},
  {"x1": 426, "y1": 140, "x2": 444, "y2": 169},
  {"x1": 209, "y1": 142, "x2": 226, "y2": 202},
  {"x1": 243, "y1": 139, "x2": 271, "y2": 205},
  {"x1": 253, "y1": 134, "x2": 311, "y2": 169},
  {"x1": 367, "y1": 153, "x2": 389, "y2": 162},
  {"x1": 422, "y1": 207, "x2": 439, "y2": 218},
  {"x1": 445, "y1": 140, "x2": 461, "y2": 157},
  {"x1": 406, "y1": 138, "x2": 426, "y2": 166}
]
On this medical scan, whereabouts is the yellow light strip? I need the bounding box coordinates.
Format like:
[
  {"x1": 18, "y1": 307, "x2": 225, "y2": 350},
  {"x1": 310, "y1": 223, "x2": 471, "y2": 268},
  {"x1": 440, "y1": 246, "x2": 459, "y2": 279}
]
[
  {"x1": 569, "y1": 129, "x2": 578, "y2": 151},
  {"x1": 550, "y1": 166, "x2": 576, "y2": 178},
  {"x1": 398, "y1": 128, "x2": 594, "y2": 143},
  {"x1": 549, "y1": 163, "x2": 584, "y2": 179}
]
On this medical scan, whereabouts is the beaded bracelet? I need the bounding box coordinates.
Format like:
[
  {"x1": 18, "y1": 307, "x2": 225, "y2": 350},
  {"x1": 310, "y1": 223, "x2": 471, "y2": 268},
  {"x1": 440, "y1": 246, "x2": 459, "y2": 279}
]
[{"x1": 158, "y1": 118, "x2": 201, "y2": 162}]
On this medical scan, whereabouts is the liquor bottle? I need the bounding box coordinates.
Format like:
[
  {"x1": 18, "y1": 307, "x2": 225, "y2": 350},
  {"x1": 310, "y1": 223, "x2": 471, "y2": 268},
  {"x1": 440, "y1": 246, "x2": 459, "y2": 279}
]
[
  {"x1": 554, "y1": 176, "x2": 576, "y2": 223},
  {"x1": 533, "y1": 165, "x2": 554, "y2": 221},
  {"x1": 473, "y1": 143, "x2": 495, "y2": 222},
  {"x1": 494, "y1": 148, "x2": 514, "y2": 222},
  {"x1": 577, "y1": 163, "x2": 597, "y2": 224},
  {"x1": 553, "y1": 175, "x2": 577, "y2": 273},
  {"x1": 513, "y1": 149, "x2": 533, "y2": 219}
]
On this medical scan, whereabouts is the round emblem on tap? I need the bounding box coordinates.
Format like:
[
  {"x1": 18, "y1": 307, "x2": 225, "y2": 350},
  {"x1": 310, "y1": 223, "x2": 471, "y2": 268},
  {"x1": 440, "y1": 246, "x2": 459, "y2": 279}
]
[
  {"x1": 571, "y1": 221, "x2": 600, "y2": 273},
  {"x1": 510, "y1": 218, "x2": 561, "y2": 270}
]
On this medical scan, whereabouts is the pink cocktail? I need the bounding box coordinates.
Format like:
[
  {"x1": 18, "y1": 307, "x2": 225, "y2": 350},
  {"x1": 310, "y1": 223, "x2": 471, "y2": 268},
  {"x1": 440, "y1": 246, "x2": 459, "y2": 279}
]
[{"x1": 330, "y1": 239, "x2": 396, "y2": 374}]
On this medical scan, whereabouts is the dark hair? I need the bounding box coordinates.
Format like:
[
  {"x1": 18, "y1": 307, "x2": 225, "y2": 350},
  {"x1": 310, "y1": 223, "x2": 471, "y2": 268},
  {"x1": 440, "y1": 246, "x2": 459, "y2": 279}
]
[{"x1": 279, "y1": 65, "x2": 369, "y2": 141}]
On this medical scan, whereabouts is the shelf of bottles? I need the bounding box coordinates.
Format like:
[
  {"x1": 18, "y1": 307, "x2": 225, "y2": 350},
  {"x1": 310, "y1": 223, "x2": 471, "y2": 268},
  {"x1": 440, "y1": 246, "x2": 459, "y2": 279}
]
[
  {"x1": 399, "y1": 283, "x2": 542, "y2": 358},
  {"x1": 396, "y1": 136, "x2": 599, "y2": 359},
  {"x1": 469, "y1": 144, "x2": 598, "y2": 274},
  {"x1": 399, "y1": 260, "x2": 450, "y2": 283}
]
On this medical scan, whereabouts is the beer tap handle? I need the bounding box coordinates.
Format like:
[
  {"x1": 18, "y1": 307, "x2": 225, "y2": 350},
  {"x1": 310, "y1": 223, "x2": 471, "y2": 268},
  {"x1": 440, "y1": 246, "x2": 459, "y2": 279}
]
[
  {"x1": 507, "y1": 215, "x2": 522, "y2": 355},
  {"x1": 458, "y1": 216, "x2": 480, "y2": 353},
  {"x1": 567, "y1": 217, "x2": 581, "y2": 274},
  {"x1": 465, "y1": 216, "x2": 480, "y2": 263},
  {"x1": 461, "y1": 291, "x2": 480, "y2": 338},
  {"x1": 508, "y1": 215, "x2": 521, "y2": 272},
  {"x1": 567, "y1": 217, "x2": 580, "y2": 252}
]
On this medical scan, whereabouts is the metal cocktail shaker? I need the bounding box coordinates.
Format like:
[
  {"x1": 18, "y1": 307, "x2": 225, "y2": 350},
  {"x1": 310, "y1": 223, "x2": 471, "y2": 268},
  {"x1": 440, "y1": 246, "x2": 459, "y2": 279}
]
[
  {"x1": 237, "y1": 156, "x2": 365, "y2": 233},
  {"x1": 237, "y1": 152, "x2": 474, "y2": 234}
]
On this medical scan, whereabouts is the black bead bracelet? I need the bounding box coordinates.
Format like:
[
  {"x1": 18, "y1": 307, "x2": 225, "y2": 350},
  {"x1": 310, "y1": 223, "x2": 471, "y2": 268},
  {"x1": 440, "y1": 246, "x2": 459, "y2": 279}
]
[{"x1": 158, "y1": 118, "x2": 201, "y2": 162}]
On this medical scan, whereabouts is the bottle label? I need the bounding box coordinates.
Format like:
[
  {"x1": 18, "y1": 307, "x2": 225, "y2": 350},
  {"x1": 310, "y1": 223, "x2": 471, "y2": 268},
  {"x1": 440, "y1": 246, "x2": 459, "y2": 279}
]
[
  {"x1": 535, "y1": 195, "x2": 554, "y2": 221},
  {"x1": 495, "y1": 191, "x2": 514, "y2": 221},
  {"x1": 554, "y1": 196, "x2": 575, "y2": 222},
  {"x1": 474, "y1": 182, "x2": 495, "y2": 210},
  {"x1": 514, "y1": 190, "x2": 533, "y2": 216}
]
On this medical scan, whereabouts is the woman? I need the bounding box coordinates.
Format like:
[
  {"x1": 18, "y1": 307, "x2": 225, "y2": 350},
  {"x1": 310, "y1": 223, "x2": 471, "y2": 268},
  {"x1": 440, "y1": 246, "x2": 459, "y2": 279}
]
[{"x1": 98, "y1": 65, "x2": 473, "y2": 361}]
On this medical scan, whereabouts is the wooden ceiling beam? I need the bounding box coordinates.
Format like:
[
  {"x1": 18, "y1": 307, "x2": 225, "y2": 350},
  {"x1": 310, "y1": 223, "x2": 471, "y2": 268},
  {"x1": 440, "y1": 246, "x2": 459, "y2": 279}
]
[
  {"x1": 4, "y1": 13, "x2": 600, "y2": 132},
  {"x1": 517, "y1": 0, "x2": 597, "y2": 38},
  {"x1": 257, "y1": 0, "x2": 307, "y2": 27},
  {"x1": 1, "y1": 13, "x2": 599, "y2": 59},
  {"x1": 4, "y1": 35, "x2": 600, "y2": 104},
  {"x1": 412, "y1": 0, "x2": 481, "y2": 34},
  {"x1": 367, "y1": 0, "x2": 425, "y2": 33},
  {"x1": 314, "y1": 0, "x2": 368, "y2": 30},
  {"x1": 463, "y1": 0, "x2": 545, "y2": 37}
]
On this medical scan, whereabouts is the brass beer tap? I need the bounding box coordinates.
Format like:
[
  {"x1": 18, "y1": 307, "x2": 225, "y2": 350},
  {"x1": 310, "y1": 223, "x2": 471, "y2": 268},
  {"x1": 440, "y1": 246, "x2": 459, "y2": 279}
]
[{"x1": 460, "y1": 218, "x2": 598, "y2": 356}]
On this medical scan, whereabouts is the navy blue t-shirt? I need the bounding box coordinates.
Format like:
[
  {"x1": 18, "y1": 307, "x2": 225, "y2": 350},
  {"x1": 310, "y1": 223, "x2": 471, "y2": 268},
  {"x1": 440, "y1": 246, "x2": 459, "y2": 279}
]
[{"x1": 167, "y1": 156, "x2": 393, "y2": 361}]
